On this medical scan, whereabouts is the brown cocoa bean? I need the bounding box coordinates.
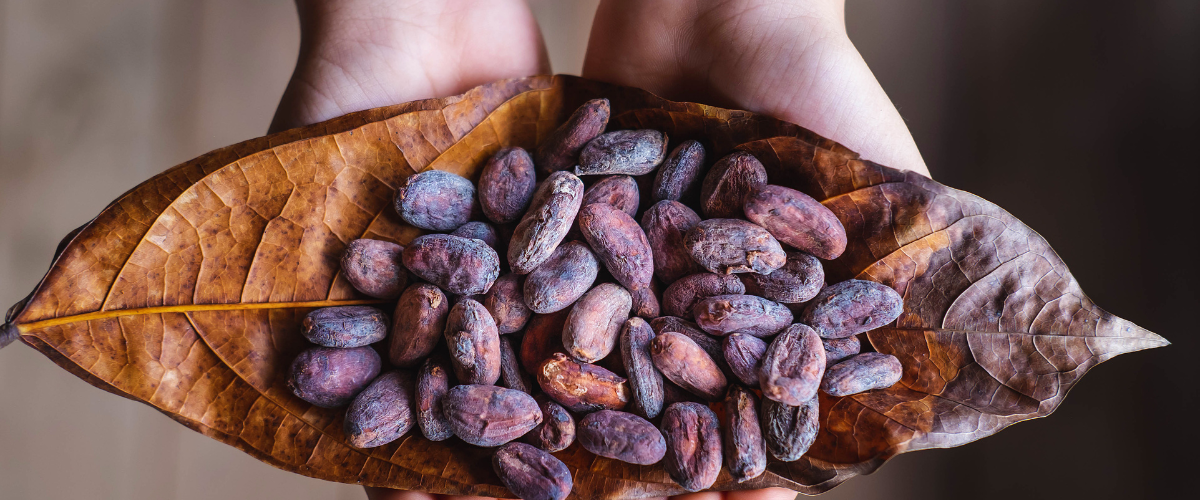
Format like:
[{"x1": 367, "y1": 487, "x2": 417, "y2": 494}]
[
  {"x1": 578, "y1": 410, "x2": 667, "y2": 465},
  {"x1": 389, "y1": 283, "x2": 449, "y2": 367},
  {"x1": 483, "y1": 273, "x2": 532, "y2": 334},
  {"x1": 394, "y1": 170, "x2": 478, "y2": 231},
  {"x1": 801, "y1": 279, "x2": 905, "y2": 338},
  {"x1": 663, "y1": 273, "x2": 744, "y2": 320},
  {"x1": 450, "y1": 221, "x2": 499, "y2": 249},
  {"x1": 582, "y1": 175, "x2": 640, "y2": 217},
  {"x1": 341, "y1": 239, "x2": 407, "y2": 299},
  {"x1": 535, "y1": 98, "x2": 610, "y2": 175},
  {"x1": 821, "y1": 352, "x2": 903, "y2": 396},
  {"x1": 744, "y1": 184, "x2": 847, "y2": 260},
  {"x1": 699, "y1": 151, "x2": 767, "y2": 218},
  {"x1": 684, "y1": 218, "x2": 786, "y2": 275},
  {"x1": 723, "y1": 333, "x2": 767, "y2": 387},
  {"x1": 660, "y1": 402, "x2": 722, "y2": 492},
  {"x1": 722, "y1": 385, "x2": 767, "y2": 482},
  {"x1": 499, "y1": 336, "x2": 533, "y2": 393},
  {"x1": 344, "y1": 371, "x2": 415, "y2": 448},
  {"x1": 402, "y1": 234, "x2": 499, "y2": 296},
  {"x1": 578, "y1": 202, "x2": 654, "y2": 291},
  {"x1": 759, "y1": 324, "x2": 826, "y2": 405},
  {"x1": 493, "y1": 442, "x2": 573, "y2": 500},
  {"x1": 822, "y1": 336, "x2": 861, "y2": 367},
  {"x1": 537, "y1": 352, "x2": 630, "y2": 412},
  {"x1": 652, "y1": 140, "x2": 706, "y2": 203},
  {"x1": 650, "y1": 331, "x2": 727, "y2": 401},
  {"x1": 444, "y1": 298, "x2": 501, "y2": 385},
  {"x1": 577, "y1": 129, "x2": 668, "y2": 176},
  {"x1": 519, "y1": 310, "x2": 569, "y2": 374},
  {"x1": 479, "y1": 146, "x2": 537, "y2": 224},
  {"x1": 649, "y1": 316, "x2": 731, "y2": 377},
  {"x1": 523, "y1": 395, "x2": 575, "y2": 452},
  {"x1": 442, "y1": 384, "x2": 542, "y2": 447},
  {"x1": 630, "y1": 283, "x2": 661, "y2": 319},
  {"x1": 693, "y1": 294, "x2": 792, "y2": 337},
  {"x1": 738, "y1": 252, "x2": 824, "y2": 304},
  {"x1": 641, "y1": 200, "x2": 703, "y2": 284},
  {"x1": 415, "y1": 357, "x2": 454, "y2": 441},
  {"x1": 563, "y1": 283, "x2": 632, "y2": 362},
  {"x1": 761, "y1": 395, "x2": 819, "y2": 461},
  {"x1": 620, "y1": 317, "x2": 664, "y2": 419},
  {"x1": 301, "y1": 306, "x2": 387, "y2": 348},
  {"x1": 287, "y1": 346, "x2": 381, "y2": 408},
  {"x1": 523, "y1": 240, "x2": 599, "y2": 313},
  {"x1": 509, "y1": 171, "x2": 585, "y2": 274}
]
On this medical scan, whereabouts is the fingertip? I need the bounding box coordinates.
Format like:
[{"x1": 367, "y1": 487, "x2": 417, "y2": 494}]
[
  {"x1": 363, "y1": 487, "x2": 439, "y2": 500},
  {"x1": 725, "y1": 487, "x2": 799, "y2": 500}
]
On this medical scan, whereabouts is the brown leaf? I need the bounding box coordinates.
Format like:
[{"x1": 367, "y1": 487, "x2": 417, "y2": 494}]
[{"x1": 2, "y1": 75, "x2": 1167, "y2": 498}]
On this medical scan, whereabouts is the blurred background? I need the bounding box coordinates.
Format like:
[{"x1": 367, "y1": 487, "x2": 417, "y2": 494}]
[{"x1": 0, "y1": 0, "x2": 1194, "y2": 499}]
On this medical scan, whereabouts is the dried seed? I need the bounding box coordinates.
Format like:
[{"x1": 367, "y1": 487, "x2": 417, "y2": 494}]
[
  {"x1": 537, "y1": 352, "x2": 630, "y2": 412},
  {"x1": 301, "y1": 306, "x2": 388, "y2": 348},
  {"x1": 394, "y1": 170, "x2": 478, "y2": 231},
  {"x1": 649, "y1": 316, "x2": 731, "y2": 377},
  {"x1": 442, "y1": 385, "x2": 542, "y2": 447},
  {"x1": 483, "y1": 273, "x2": 532, "y2": 334},
  {"x1": 641, "y1": 200, "x2": 704, "y2": 284},
  {"x1": 499, "y1": 336, "x2": 533, "y2": 393},
  {"x1": 650, "y1": 331, "x2": 727, "y2": 401},
  {"x1": 402, "y1": 234, "x2": 499, "y2": 296},
  {"x1": 699, "y1": 151, "x2": 767, "y2": 218},
  {"x1": 523, "y1": 241, "x2": 600, "y2": 314},
  {"x1": 509, "y1": 171, "x2": 585, "y2": 274},
  {"x1": 723, "y1": 333, "x2": 768, "y2": 387},
  {"x1": 563, "y1": 283, "x2": 632, "y2": 363},
  {"x1": 759, "y1": 324, "x2": 826, "y2": 405},
  {"x1": 660, "y1": 402, "x2": 722, "y2": 492},
  {"x1": 577, "y1": 129, "x2": 668, "y2": 176},
  {"x1": 493, "y1": 442, "x2": 573, "y2": 500},
  {"x1": 451, "y1": 221, "x2": 499, "y2": 248},
  {"x1": 582, "y1": 175, "x2": 640, "y2": 217},
  {"x1": 578, "y1": 410, "x2": 667, "y2": 465},
  {"x1": 519, "y1": 310, "x2": 569, "y2": 374},
  {"x1": 821, "y1": 352, "x2": 903, "y2": 396},
  {"x1": 652, "y1": 140, "x2": 706, "y2": 203},
  {"x1": 684, "y1": 218, "x2": 786, "y2": 275},
  {"x1": 344, "y1": 371, "x2": 415, "y2": 448},
  {"x1": 620, "y1": 317, "x2": 664, "y2": 419},
  {"x1": 415, "y1": 357, "x2": 454, "y2": 441},
  {"x1": 738, "y1": 252, "x2": 824, "y2": 304},
  {"x1": 479, "y1": 146, "x2": 537, "y2": 224},
  {"x1": 630, "y1": 283, "x2": 661, "y2": 319},
  {"x1": 662, "y1": 273, "x2": 745, "y2": 320},
  {"x1": 761, "y1": 395, "x2": 819, "y2": 461},
  {"x1": 722, "y1": 385, "x2": 767, "y2": 482},
  {"x1": 535, "y1": 98, "x2": 610, "y2": 175},
  {"x1": 444, "y1": 298, "x2": 501, "y2": 385},
  {"x1": 693, "y1": 294, "x2": 792, "y2": 337},
  {"x1": 578, "y1": 203, "x2": 654, "y2": 292},
  {"x1": 523, "y1": 395, "x2": 576, "y2": 452},
  {"x1": 389, "y1": 284, "x2": 449, "y2": 367},
  {"x1": 822, "y1": 336, "x2": 861, "y2": 367},
  {"x1": 341, "y1": 239, "x2": 407, "y2": 299},
  {"x1": 287, "y1": 346, "x2": 381, "y2": 408},
  {"x1": 801, "y1": 279, "x2": 905, "y2": 339},
  {"x1": 744, "y1": 184, "x2": 847, "y2": 260}
]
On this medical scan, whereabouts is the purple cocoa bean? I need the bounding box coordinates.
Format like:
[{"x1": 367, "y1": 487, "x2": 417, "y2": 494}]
[
  {"x1": 823, "y1": 336, "x2": 861, "y2": 367},
  {"x1": 344, "y1": 371, "x2": 415, "y2": 448},
  {"x1": 641, "y1": 200, "x2": 704, "y2": 284},
  {"x1": 394, "y1": 170, "x2": 478, "y2": 231},
  {"x1": 402, "y1": 234, "x2": 499, "y2": 296},
  {"x1": 699, "y1": 151, "x2": 767, "y2": 218},
  {"x1": 578, "y1": 202, "x2": 654, "y2": 292},
  {"x1": 523, "y1": 241, "x2": 599, "y2": 314},
  {"x1": 620, "y1": 317, "x2": 664, "y2": 419},
  {"x1": 650, "y1": 331, "x2": 727, "y2": 402},
  {"x1": 821, "y1": 352, "x2": 903, "y2": 396},
  {"x1": 744, "y1": 184, "x2": 847, "y2": 260},
  {"x1": 761, "y1": 395, "x2": 819, "y2": 461},
  {"x1": 509, "y1": 171, "x2": 585, "y2": 274},
  {"x1": 693, "y1": 294, "x2": 793, "y2": 337},
  {"x1": 578, "y1": 410, "x2": 667, "y2": 465},
  {"x1": 287, "y1": 346, "x2": 381, "y2": 408},
  {"x1": 660, "y1": 402, "x2": 722, "y2": 492},
  {"x1": 535, "y1": 98, "x2": 610, "y2": 175},
  {"x1": 652, "y1": 140, "x2": 706, "y2": 203},
  {"x1": 479, "y1": 146, "x2": 537, "y2": 224},
  {"x1": 722, "y1": 385, "x2": 767, "y2": 482},
  {"x1": 723, "y1": 333, "x2": 767, "y2": 387},
  {"x1": 416, "y1": 357, "x2": 454, "y2": 441},
  {"x1": 389, "y1": 283, "x2": 449, "y2": 367},
  {"x1": 442, "y1": 385, "x2": 542, "y2": 447},
  {"x1": 493, "y1": 442, "x2": 573, "y2": 500},
  {"x1": 684, "y1": 219, "x2": 786, "y2": 275},
  {"x1": 738, "y1": 252, "x2": 824, "y2": 304},
  {"x1": 562, "y1": 283, "x2": 632, "y2": 363},
  {"x1": 577, "y1": 129, "x2": 668, "y2": 176},
  {"x1": 801, "y1": 279, "x2": 905, "y2": 339},
  {"x1": 451, "y1": 221, "x2": 499, "y2": 249},
  {"x1": 341, "y1": 239, "x2": 407, "y2": 299},
  {"x1": 444, "y1": 298, "x2": 501, "y2": 385},
  {"x1": 483, "y1": 273, "x2": 532, "y2": 334},
  {"x1": 301, "y1": 306, "x2": 387, "y2": 348},
  {"x1": 759, "y1": 324, "x2": 826, "y2": 405},
  {"x1": 523, "y1": 395, "x2": 576, "y2": 452},
  {"x1": 662, "y1": 273, "x2": 746, "y2": 320},
  {"x1": 582, "y1": 175, "x2": 640, "y2": 217}
]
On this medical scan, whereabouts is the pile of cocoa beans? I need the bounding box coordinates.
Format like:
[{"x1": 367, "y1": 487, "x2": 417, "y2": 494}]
[{"x1": 286, "y1": 99, "x2": 905, "y2": 500}]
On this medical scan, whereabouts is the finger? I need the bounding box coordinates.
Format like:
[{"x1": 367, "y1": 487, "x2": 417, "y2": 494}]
[
  {"x1": 363, "y1": 487, "x2": 438, "y2": 500},
  {"x1": 668, "y1": 492, "x2": 723, "y2": 500},
  {"x1": 725, "y1": 487, "x2": 799, "y2": 500}
]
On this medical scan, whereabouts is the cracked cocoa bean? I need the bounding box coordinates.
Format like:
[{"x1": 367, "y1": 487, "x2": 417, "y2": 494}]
[
  {"x1": 699, "y1": 151, "x2": 767, "y2": 218},
  {"x1": 630, "y1": 283, "x2": 661, "y2": 319},
  {"x1": 509, "y1": 171, "x2": 585, "y2": 273},
  {"x1": 493, "y1": 442, "x2": 573, "y2": 500},
  {"x1": 641, "y1": 200, "x2": 703, "y2": 284},
  {"x1": 483, "y1": 273, "x2": 532, "y2": 334},
  {"x1": 402, "y1": 234, "x2": 499, "y2": 296},
  {"x1": 537, "y1": 352, "x2": 630, "y2": 412},
  {"x1": 499, "y1": 336, "x2": 533, "y2": 393},
  {"x1": 479, "y1": 146, "x2": 537, "y2": 224},
  {"x1": 523, "y1": 240, "x2": 599, "y2": 313},
  {"x1": 684, "y1": 218, "x2": 786, "y2": 275},
  {"x1": 582, "y1": 175, "x2": 640, "y2": 217},
  {"x1": 442, "y1": 384, "x2": 541, "y2": 447},
  {"x1": 722, "y1": 385, "x2": 767, "y2": 482},
  {"x1": 523, "y1": 395, "x2": 575, "y2": 452},
  {"x1": 620, "y1": 317, "x2": 664, "y2": 419},
  {"x1": 650, "y1": 331, "x2": 727, "y2": 401},
  {"x1": 287, "y1": 346, "x2": 381, "y2": 408},
  {"x1": 662, "y1": 272, "x2": 745, "y2": 320},
  {"x1": 822, "y1": 352, "x2": 903, "y2": 396},
  {"x1": 563, "y1": 283, "x2": 631, "y2": 362},
  {"x1": 389, "y1": 283, "x2": 449, "y2": 367},
  {"x1": 823, "y1": 336, "x2": 861, "y2": 367},
  {"x1": 578, "y1": 202, "x2": 654, "y2": 292},
  {"x1": 738, "y1": 252, "x2": 824, "y2": 304},
  {"x1": 744, "y1": 184, "x2": 847, "y2": 260},
  {"x1": 577, "y1": 129, "x2": 668, "y2": 176},
  {"x1": 801, "y1": 279, "x2": 905, "y2": 339},
  {"x1": 759, "y1": 324, "x2": 826, "y2": 405},
  {"x1": 693, "y1": 294, "x2": 792, "y2": 337},
  {"x1": 535, "y1": 98, "x2": 610, "y2": 175},
  {"x1": 301, "y1": 306, "x2": 387, "y2": 348},
  {"x1": 394, "y1": 170, "x2": 478, "y2": 231},
  {"x1": 661, "y1": 402, "x2": 722, "y2": 492},
  {"x1": 444, "y1": 298, "x2": 501, "y2": 385},
  {"x1": 416, "y1": 357, "x2": 454, "y2": 441},
  {"x1": 519, "y1": 310, "x2": 569, "y2": 374},
  {"x1": 652, "y1": 140, "x2": 706, "y2": 203},
  {"x1": 761, "y1": 395, "x2": 819, "y2": 462},
  {"x1": 451, "y1": 221, "x2": 499, "y2": 249},
  {"x1": 341, "y1": 239, "x2": 407, "y2": 299},
  {"x1": 579, "y1": 410, "x2": 667, "y2": 465},
  {"x1": 723, "y1": 333, "x2": 767, "y2": 388},
  {"x1": 344, "y1": 371, "x2": 415, "y2": 448}
]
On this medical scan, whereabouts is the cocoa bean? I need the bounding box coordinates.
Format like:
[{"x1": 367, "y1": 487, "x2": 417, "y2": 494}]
[
  {"x1": 519, "y1": 310, "x2": 569, "y2": 374},
  {"x1": 578, "y1": 410, "x2": 667, "y2": 465},
  {"x1": 738, "y1": 252, "x2": 824, "y2": 304},
  {"x1": 509, "y1": 171, "x2": 585, "y2": 274},
  {"x1": 630, "y1": 283, "x2": 661, "y2": 319},
  {"x1": 663, "y1": 273, "x2": 745, "y2": 320},
  {"x1": 523, "y1": 395, "x2": 576, "y2": 452},
  {"x1": 759, "y1": 324, "x2": 826, "y2": 405},
  {"x1": 641, "y1": 200, "x2": 703, "y2": 284},
  {"x1": 394, "y1": 170, "x2": 478, "y2": 231},
  {"x1": 693, "y1": 294, "x2": 792, "y2": 337},
  {"x1": 535, "y1": 98, "x2": 610, "y2": 175},
  {"x1": 650, "y1": 331, "x2": 727, "y2": 401},
  {"x1": 684, "y1": 218, "x2": 786, "y2": 275},
  {"x1": 493, "y1": 442, "x2": 573, "y2": 500},
  {"x1": 662, "y1": 379, "x2": 706, "y2": 407},
  {"x1": 444, "y1": 298, "x2": 501, "y2": 385},
  {"x1": 582, "y1": 175, "x2": 640, "y2": 217},
  {"x1": 344, "y1": 371, "x2": 415, "y2": 448},
  {"x1": 620, "y1": 317, "x2": 664, "y2": 419},
  {"x1": 415, "y1": 357, "x2": 454, "y2": 441},
  {"x1": 341, "y1": 239, "x2": 407, "y2": 299},
  {"x1": 499, "y1": 336, "x2": 533, "y2": 393},
  {"x1": 578, "y1": 202, "x2": 655, "y2": 293},
  {"x1": 652, "y1": 140, "x2": 706, "y2": 203},
  {"x1": 577, "y1": 129, "x2": 668, "y2": 176},
  {"x1": 389, "y1": 283, "x2": 449, "y2": 367},
  {"x1": 537, "y1": 352, "x2": 630, "y2": 412},
  {"x1": 822, "y1": 336, "x2": 861, "y2": 367},
  {"x1": 649, "y1": 316, "x2": 731, "y2": 377},
  {"x1": 801, "y1": 279, "x2": 905, "y2": 338},
  {"x1": 744, "y1": 184, "x2": 847, "y2": 260},
  {"x1": 660, "y1": 402, "x2": 722, "y2": 492},
  {"x1": 699, "y1": 151, "x2": 767, "y2": 218},
  {"x1": 402, "y1": 234, "x2": 499, "y2": 296},
  {"x1": 821, "y1": 352, "x2": 903, "y2": 396},
  {"x1": 761, "y1": 395, "x2": 819, "y2": 461},
  {"x1": 287, "y1": 346, "x2": 381, "y2": 408},
  {"x1": 723, "y1": 333, "x2": 767, "y2": 388},
  {"x1": 450, "y1": 221, "x2": 499, "y2": 249},
  {"x1": 301, "y1": 306, "x2": 387, "y2": 348},
  {"x1": 442, "y1": 384, "x2": 542, "y2": 447},
  {"x1": 722, "y1": 385, "x2": 767, "y2": 482},
  {"x1": 483, "y1": 273, "x2": 532, "y2": 334},
  {"x1": 563, "y1": 283, "x2": 632, "y2": 362},
  {"x1": 523, "y1": 240, "x2": 599, "y2": 314},
  {"x1": 479, "y1": 146, "x2": 537, "y2": 224}
]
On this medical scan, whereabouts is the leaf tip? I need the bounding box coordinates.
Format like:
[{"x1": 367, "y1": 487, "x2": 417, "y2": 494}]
[{"x1": 1095, "y1": 314, "x2": 1169, "y2": 360}]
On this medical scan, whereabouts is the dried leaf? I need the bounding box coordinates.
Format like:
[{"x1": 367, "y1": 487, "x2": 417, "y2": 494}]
[{"x1": 2, "y1": 75, "x2": 1167, "y2": 498}]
